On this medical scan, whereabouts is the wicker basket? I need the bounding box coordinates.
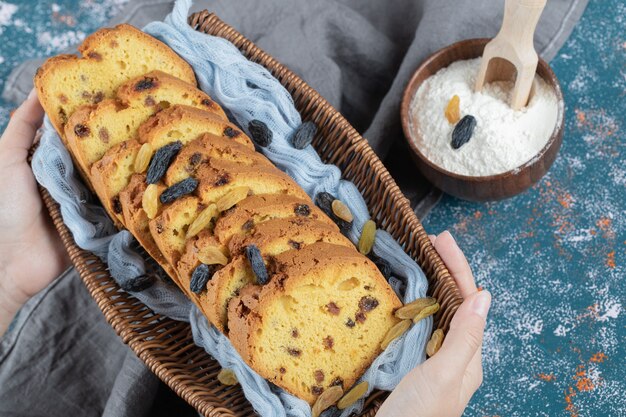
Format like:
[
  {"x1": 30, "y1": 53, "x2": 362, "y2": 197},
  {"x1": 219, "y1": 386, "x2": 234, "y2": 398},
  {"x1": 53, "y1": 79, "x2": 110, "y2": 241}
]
[{"x1": 35, "y1": 11, "x2": 463, "y2": 417}]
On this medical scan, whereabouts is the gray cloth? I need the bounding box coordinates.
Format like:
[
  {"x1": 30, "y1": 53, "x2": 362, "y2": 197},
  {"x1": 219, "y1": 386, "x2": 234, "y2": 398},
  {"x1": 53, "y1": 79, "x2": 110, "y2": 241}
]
[{"x1": 0, "y1": 1, "x2": 588, "y2": 416}]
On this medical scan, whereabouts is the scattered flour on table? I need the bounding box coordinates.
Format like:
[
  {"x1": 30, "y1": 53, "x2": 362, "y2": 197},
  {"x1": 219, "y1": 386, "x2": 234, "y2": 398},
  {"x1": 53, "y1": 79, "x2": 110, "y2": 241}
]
[{"x1": 410, "y1": 57, "x2": 559, "y2": 176}]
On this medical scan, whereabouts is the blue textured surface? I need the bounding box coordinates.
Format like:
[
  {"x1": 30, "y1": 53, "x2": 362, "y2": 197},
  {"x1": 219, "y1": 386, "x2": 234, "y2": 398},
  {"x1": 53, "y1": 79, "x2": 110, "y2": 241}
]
[{"x1": 0, "y1": 0, "x2": 623, "y2": 416}]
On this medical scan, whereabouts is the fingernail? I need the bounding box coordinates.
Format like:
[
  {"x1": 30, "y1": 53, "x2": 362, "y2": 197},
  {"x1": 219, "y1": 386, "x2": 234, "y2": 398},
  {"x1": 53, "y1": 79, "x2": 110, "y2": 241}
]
[
  {"x1": 471, "y1": 290, "x2": 491, "y2": 319},
  {"x1": 27, "y1": 88, "x2": 37, "y2": 100}
]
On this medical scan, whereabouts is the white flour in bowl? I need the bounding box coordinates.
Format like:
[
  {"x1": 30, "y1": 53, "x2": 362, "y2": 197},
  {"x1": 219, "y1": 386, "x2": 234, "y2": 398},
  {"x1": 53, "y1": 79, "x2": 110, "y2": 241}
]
[{"x1": 410, "y1": 57, "x2": 559, "y2": 176}]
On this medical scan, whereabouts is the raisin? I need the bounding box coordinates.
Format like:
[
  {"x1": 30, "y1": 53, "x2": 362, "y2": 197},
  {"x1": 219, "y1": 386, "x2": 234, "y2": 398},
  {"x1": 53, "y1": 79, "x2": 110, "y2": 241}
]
[
  {"x1": 187, "y1": 203, "x2": 217, "y2": 238},
  {"x1": 216, "y1": 186, "x2": 249, "y2": 211},
  {"x1": 59, "y1": 108, "x2": 68, "y2": 125},
  {"x1": 292, "y1": 121, "x2": 317, "y2": 149},
  {"x1": 381, "y1": 319, "x2": 411, "y2": 350},
  {"x1": 58, "y1": 94, "x2": 68, "y2": 104},
  {"x1": 217, "y1": 368, "x2": 238, "y2": 386},
  {"x1": 294, "y1": 203, "x2": 311, "y2": 217},
  {"x1": 93, "y1": 91, "x2": 104, "y2": 103},
  {"x1": 315, "y1": 192, "x2": 352, "y2": 233},
  {"x1": 345, "y1": 318, "x2": 355, "y2": 328},
  {"x1": 142, "y1": 184, "x2": 159, "y2": 219},
  {"x1": 112, "y1": 197, "x2": 122, "y2": 214},
  {"x1": 73, "y1": 124, "x2": 90, "y2": 138},
  {"x1": 87, "y1": 52, "x2": 102, "y2": 61},
  {"x1": 187, "y1": 152, "x2": 202, "y2": 172},
  {"x1": 326, "y1": 302, "x2": 340, "y2": 315},
  {"x1": 144, "y1": 96, "x2": 156, "y2": 107},
  {"x1": 311, "y1": 386, "x2": 343, "y2": 417},
  {"x1": 146, "y1": 141, "x2": 183, "y2": 184},
  {"x1": 337, "y1": 382, "x2": 369, "y2": 410},
  {"x1": 248, "y1": 119, "x2": 272, "y2": 147},
  {"x1": 223, "y1": 127, "x2": 240, "y2": 138},
  {"x1": 190, "y1": 263, "x2": 212, "y2": 294},
  {"x1": 451, "y1": 115, "x2": 477, "y2": 149},
  {"x1": 368, "y1": 253, "x2": 392, "y2": 279},
  {"x1": 197, "y1": 245, "x2": 228, "y2": 265},
  {"x1": 159, "y1": 177, "x2": 198, "y2": 204},
  {"x1": 331, "y1": 199, "x2": 353, "y2": 222},
  {"x1": 119, "y1": 274, "x2": 155, "y2": 292},
  {"x1": 412, "y1": 302, "x2": 440, "y2": 323},
  {"x1": 323, "y1": 336, "x2": 334, "y2": 350},
  {"x1": 359, "y1": 296, "x2": 379, "y2": 312},
  {"x1": 98, "y1": 127, "x2": 110, "y2": 143},
  {"x1": 279, "y1": 367, "x2": 286, "y2": 374},
  {"x1": 330, "y1": 377, "x2": 344, "y2": 388},
  {"x1": 242, "y1": 219, "x2": 254, "y2": 231},
  {"x1": 286, "y1": 347, "x2": 301, "y2": 357},
  {"x1": 246, "y1": 244, "x2": 269, "y2": 284},
  {"x1": 135, "y1": 77, "x2": 156, "y2": 91},
  {"x1": 201, "y1": 98, "x2": 213, "y2": 107},
  {"x1": 358, "y1": 220, "x2": 376, "y2": 255},
  {"x1": 312, "y1": 386, "x2": 324, "y2": 396},
  {"x1": 314, "y1": 370, "x2": 325, "y2": 383},
  {"x1": 426, "y1": 329, "x2": 444, "y2": 357},
  {"x1": 288, "y1": 240, "x2": 301, "y2": 250},
  {"x1": 291, "y1": 328, "x2": 299, "y2": 338},
  {"x1": 445, "y1": 95, "x2": 461, "y2": 124},
  {"x1": 214, "y1": 173, "x2": 230, "y2": 186},
  {"x1": 394, "y1": 297, "x2": 437, "y2": 320},
  {"x1": 355, "y1": 311, "x2": 366, "y2": 324}
]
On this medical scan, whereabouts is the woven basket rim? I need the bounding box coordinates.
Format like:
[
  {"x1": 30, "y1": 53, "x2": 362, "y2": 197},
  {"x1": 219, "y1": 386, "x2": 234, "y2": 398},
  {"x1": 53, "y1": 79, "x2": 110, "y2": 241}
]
[{"x1": 34, "y1": 11, "x2": 463, "y2": 417}]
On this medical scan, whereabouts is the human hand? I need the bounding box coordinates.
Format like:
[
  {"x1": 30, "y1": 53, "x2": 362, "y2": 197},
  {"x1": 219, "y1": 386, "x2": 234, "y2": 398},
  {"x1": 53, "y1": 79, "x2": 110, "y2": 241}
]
[
  {"x1": 377, "y1": 231, "x2": 491, "y2": 417},
  {"x1": 0, "y1": 90, "x2": 70, "y2": 334}
]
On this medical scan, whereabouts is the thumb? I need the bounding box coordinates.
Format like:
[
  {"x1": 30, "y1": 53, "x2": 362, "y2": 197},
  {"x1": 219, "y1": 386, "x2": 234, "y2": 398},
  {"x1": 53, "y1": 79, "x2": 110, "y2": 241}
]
[{"x1": 433, "y1": 290, "x2": 491, "y2": 374}]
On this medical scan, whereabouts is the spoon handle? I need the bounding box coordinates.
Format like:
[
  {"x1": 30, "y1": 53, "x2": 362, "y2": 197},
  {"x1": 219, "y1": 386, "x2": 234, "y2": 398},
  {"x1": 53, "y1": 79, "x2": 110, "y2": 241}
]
[{"x1": 497, "y1": 0, "x2": 547, "y2": 49}]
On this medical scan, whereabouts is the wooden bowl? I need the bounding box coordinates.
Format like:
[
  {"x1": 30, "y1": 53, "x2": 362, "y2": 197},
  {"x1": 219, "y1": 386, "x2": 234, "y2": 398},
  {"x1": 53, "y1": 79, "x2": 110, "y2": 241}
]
[{"x1": 400, "y1": 38, "x2": 564, "y2": 201}]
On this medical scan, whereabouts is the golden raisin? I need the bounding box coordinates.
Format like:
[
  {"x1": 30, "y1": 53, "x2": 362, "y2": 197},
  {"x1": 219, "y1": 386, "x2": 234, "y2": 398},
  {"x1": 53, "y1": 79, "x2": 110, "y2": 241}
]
[
  {"x1": 331, "y1": 199, "x2": 353, "y2": 222},
  {"x1": 381, "y1": 319, "x2": 411, "y2": 350},
  {"x1": 198, "y1": 245, "x2": 228, "y2": 265},
  {"x1": 217, "y1": 368, "x2": 238, "y2": 386},
  {"x1": 337, "y1": 381, "x2": 369, "y2": 410},
  {"x1": 413, "y1": 302, "x2": 440, "y2": 323},
  {"x1": 187, "y1": 203, "x2": 218, "y2": 238},
  {"x1": 134, "y1": 143, "x2": 153, "y2": 173},
  {"x1": 312, "y1": 385, "x2": 343, "y2": 417},
  {"x1": 142, "y1": 184, "x2": 159, "y2": 219},
  {"x1": 216, "y1": 186, "x2": 250, "y2": 212},
  {"x1": 445, "y1": 95, "x2": 461, "y2": 124},
  {"x1": 394, "y1": 297, "x2": 437, "y2": 320},
  {"x1": 358, "y1": 220, "x2": 376, "y2": 255},
  {"x1": 426, "y1": 329, "x2": 444, "y2": 357}
]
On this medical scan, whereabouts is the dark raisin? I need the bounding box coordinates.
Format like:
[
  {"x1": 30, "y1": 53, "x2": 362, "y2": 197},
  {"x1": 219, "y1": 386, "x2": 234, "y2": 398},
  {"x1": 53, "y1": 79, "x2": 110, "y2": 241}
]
[
  {"x1": 287, "y1": 347, "x2": 301, "y2": 357},
  {"x1": 120, "y1": 274, "x2": 155, "y2": 292},
  {"x1": 246, "y1": 244, "x2": 269, "y2": 284},
  {"x1": 73, "y1": 124, "x2": 90, "y2": 138},
  {"x1": 98, "y1": 127, "x2": 109, "y2": 143},
  {"x1": 135, "y1": 77, "x2": 156, "y2": 91},
  {"x1": 242, "y1": 219, "x2": 254, "y2": 231},
  {"x1": 288, "y1": 240, "x2": 301, "y2": 250},
  {"x1": 359, "y1": 296, "x2": 379, "y2": 312},
  {"x1": 88, "y1": 52, "x2": 102, "y2": 61},
  {"x1": 311, "y1": 386, "x2": 324, "y2": 396},
  {"x1": 345, "y1": 318, "x2": 356, "y2": 328},
  {"x1": 246, "y1": 80, "x2": 259, "y2": 89},
  {"x1": 248, "y1": 119, "x2": 272, "y2": 147},
  {"x1": 190, "y1": 263, "x2": 214, "y2": 294},
  {"x1": 292, "y1": 121, "x2": 317, "y2": 149},
  {"x1": 314, "y1": 370, "x2": 325, "y2": 383},
  {"x1": 315, "y1": 192, "x2": 352, "y2": 233},
  {"x1": 326, "y1": 302, "x2": 340, "y2": 315},
  {"x1": 330, "y1": 377, "x2": 344, "y2": 388},
  {"x1": 355, "y1": 311, "x2": 366, "y2": 324},
  {"x1": 201, "y1": 98, "x2": 213, "y2": 107},
  {"x1": 294, "y1": 203, "x2": 310, "y2": 217},
  {"x1": 279, "y1": 367, "x2": 286, "y2": 374},
  {"x1": 59, "y1": 108, "x2": 68, "y2": 125},
  {"x1": 364, "y1": 285, "x2": 372, "y2": 291},
  {"x1": 93, "y1": 91, "x2": 104, "y2": 103},
  {"x1": 223, "y1": 127, "x2": 239, "y2": 138},
  {"x1": 368, "y1": 253, "x2": 392, "y2": 279},
  {"x1": 323, "y1": 336, "x2": 334, "y2": 350},
  {"x1": 144, "y1": 96, "x2": 156, "y2": 107},
  {"x1": 186, "y1": 152, "x2": 202, "y2": 173},
  {"x1": 159, "y1": 177, "x2": 198, "y2": 204},
  {"x1": 214, "y1": 173, "x2": 230, "y2": 186},
  {"x1": 155, "y1": 222, "x2": 164, "y2": 234},
  {"x1": 146, "y1": 141, "x2": 183, "y2": 184},
  {"x1": 451, "y1": 115, "x2": 477, "y2": 149},
  {"x1": 291, "y1": 328, "x2": 299, "y2": 338},
  {"x1": 112, "y1": 197, "x2": 122, "y2": 214}
]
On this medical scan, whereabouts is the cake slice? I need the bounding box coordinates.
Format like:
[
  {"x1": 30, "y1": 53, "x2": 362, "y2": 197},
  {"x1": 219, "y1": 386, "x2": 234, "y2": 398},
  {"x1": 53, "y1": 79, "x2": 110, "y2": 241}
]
[
  {"x1": 64, "y1": 70, "x2": 224, "y2": 177},
  {"x1": 34, "y1": 24, "x2": 196, "y2": 136},
  {"x1": 185, "y1": 217, "x2": 354, "y2": 332},
  {"x1": 228, "y1": 242, "x2": 402, "y2": 404}
]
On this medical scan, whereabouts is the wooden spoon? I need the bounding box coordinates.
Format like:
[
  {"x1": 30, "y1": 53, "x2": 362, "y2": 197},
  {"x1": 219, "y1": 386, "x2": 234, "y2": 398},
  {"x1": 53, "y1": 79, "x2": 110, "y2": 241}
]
[{"x1": 474, "y1": 0, "x2": 547, "y2": 110}]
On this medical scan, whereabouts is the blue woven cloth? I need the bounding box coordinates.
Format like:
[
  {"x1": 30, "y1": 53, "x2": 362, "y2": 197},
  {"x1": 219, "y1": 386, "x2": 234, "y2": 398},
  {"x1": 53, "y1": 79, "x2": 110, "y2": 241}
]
[{"x1": 31, "y1": 1, "x2": 430, "y2": 415}]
